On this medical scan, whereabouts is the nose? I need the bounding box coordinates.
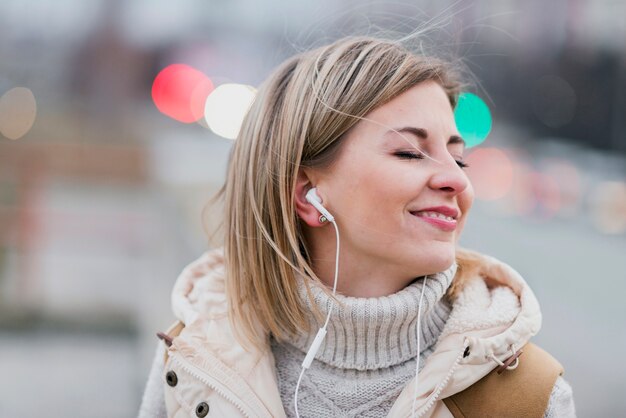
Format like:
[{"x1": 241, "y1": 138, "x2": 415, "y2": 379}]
[{"x1": 428, "y1": 155, "x2": 470, "y2": 194}]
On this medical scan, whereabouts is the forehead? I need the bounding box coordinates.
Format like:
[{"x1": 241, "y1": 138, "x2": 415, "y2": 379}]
[
  {"x1": 372, "y1": 81, "x2": 454, "y2": 122},
  {"x1": 347, "y1": 81, "x2": 459, "y2": 142}
]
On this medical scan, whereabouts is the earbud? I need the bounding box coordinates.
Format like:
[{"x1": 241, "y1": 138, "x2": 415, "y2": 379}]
[{"x1": 305, "y1": 188, "x2": 335, "y2": 223}]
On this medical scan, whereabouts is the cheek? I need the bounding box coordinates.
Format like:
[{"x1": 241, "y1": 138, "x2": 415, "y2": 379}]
[
  {"x1": 330, "y1": 167, "x2": 378, "y2": 222},
  {"x1": 332, "y1": 151, "x2": 419, "y2": 223},
  {"x1": 341, "y1": 159, "x2": 391, "y2": 200},
  {"x1": 337, "y1": 168, "x2": 401, "y2": 230}
]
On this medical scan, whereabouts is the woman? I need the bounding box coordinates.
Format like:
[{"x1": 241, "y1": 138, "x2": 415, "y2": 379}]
[{"x1": 138, "y1": 36, "x2": 576, "y2": 417}]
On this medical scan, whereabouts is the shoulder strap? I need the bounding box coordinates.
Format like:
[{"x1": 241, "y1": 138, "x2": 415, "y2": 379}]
[
  {"x1": 443, "y1": 343, "x2": 564, "y2": 418},
  {"x1": 158, "y1": 320, "x2": 185, "y2": 364}
]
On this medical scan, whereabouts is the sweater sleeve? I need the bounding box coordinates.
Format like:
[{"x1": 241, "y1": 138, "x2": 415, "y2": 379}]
[
  {"x1": 543, "y1": 376, "x2": 576, "y2": 418},
  {"x1": 137, "y1": 342, "x2": 168, "y2": 418}
]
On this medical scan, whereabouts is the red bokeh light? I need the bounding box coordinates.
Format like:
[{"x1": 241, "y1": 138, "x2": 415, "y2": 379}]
[{"x1": 151, "y1": 64, "x2": 214, "y2": 123}]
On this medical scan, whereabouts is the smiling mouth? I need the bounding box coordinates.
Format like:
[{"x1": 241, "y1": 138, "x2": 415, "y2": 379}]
[
  {"x1": 410, "y1": 211, "x2": 457, "y2": 231},
  {"x1": 411, "y1": 210, "x2": 456, "y2": 222}
]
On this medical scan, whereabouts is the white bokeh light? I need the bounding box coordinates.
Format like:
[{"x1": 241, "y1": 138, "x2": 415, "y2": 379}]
[
  {"x1": 0, "y1": 87, "x2": 37, "y2": 140},
  {"x1": 204, "y1": 83, "x2": 256, "y2": 140}
]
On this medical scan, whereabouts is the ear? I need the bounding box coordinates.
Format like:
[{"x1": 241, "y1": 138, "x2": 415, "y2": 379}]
[{"x1": 295, "y1": 168, "x2": 325, "y2": 227}]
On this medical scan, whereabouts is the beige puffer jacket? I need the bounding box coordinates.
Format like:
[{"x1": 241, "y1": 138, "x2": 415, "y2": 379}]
[{"x1": 160, "y1": 248, "x2": 545, "y2": 418}]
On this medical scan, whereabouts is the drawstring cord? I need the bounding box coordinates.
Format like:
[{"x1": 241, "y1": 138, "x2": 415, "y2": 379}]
[{"x1": 490, "y1": 344, "x2": 523, "y2": 374}]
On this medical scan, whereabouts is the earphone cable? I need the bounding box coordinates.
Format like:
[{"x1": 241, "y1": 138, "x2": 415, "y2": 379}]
[
  {"x1": 295, "y1": 218, "x2": 340, "y2": 417},
  {"x1": 411, "y1": 274, "x2": 429, "y2": 418}
]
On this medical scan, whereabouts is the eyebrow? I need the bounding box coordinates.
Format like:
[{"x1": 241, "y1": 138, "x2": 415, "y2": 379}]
[{"x1": 387, "y1": 126, "x2": 466, "y2": 147}]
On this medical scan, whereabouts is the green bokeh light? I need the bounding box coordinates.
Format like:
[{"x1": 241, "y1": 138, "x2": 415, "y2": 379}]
[{"x1": 454, "y1": 92, "x2": 492, "y2": 148}]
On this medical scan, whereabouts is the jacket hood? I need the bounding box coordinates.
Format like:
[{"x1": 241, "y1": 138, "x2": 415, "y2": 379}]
[
  {"x1": 445, "y1": 248, "x2": 542, "y2": 359},
  {"x1": 171, "y1": 248, "x2": 228, "y2": 327},
  {"x1": 389, "y1": 248, "x2": 543, "y2": 416}
]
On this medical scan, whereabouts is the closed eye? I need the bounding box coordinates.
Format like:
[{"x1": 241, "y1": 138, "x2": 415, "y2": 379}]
[
  {"x1": 395, "y1": 151, "x2": 424, "y2": 160},
  {"x1": 395, "y1": 151, "x2": 469, "y2": 169}
]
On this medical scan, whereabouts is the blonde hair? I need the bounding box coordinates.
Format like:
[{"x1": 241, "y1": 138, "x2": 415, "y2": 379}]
[{"x1": 213, "y1": 36, "x2": 464, "y2": 347}]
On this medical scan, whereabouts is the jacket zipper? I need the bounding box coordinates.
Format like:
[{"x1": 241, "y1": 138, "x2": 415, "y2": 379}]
[
  {"x1": 414, "y1": 342, "x2": 468, "y2": 418},
  {"x1": 169, "y1": 351, "x2": 267, "y2": 418}
]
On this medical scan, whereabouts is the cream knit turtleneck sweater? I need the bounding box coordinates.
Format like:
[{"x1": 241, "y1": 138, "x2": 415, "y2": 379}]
[{"x1": 270, "y1": 263, "x2": 457, "y2": 418}]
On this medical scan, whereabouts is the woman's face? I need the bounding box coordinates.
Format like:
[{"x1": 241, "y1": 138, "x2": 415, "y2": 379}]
[{"x1": 302, "y1": 81, "x2": 474, "y2": 290}]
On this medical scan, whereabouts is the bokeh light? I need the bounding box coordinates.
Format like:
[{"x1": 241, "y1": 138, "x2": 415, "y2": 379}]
[
  {"x1": 465, "y1": 147, "x2": 513, "y2": 201},
  {"x1": 508, "y1": 165, "x2": 561, "y2": 220},
  {"x1": 0, "y1": 87, "x2": 37, "y2": 140},
  {"x1": 151, "y1": 64, "x2": 214, "y2": 123},
  {"x1": 204, "y1": 83, "x2": 256, "y2": 140},
  {"x1": 589, "y1": 181, "x2": 626, "y2": 234},
  {"x1": 543, "y1": 158, "x2": 582, "y2": 218},
  {"x1": 509, "y1": 160, "x2": 536, "y2": 216},
  {"x1": 454, "y1": 92, "x2": 492, "y2": 148},
  {"x1": 528, "y1": 171, "x2": 561, "y2": 220}
]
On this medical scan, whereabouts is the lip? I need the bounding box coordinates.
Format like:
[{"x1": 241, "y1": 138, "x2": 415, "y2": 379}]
[
  {"x1": 411, "y1": 206, "x2": 459, "y2": 219},
  {"x1": 409, "y1": 206, "x2": 459, "y2": 232},
  {"x1": 411, "y1": 214, "x2": 457, "y2": 232}
]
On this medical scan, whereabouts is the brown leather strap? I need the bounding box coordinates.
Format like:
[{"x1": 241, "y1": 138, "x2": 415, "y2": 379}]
[
  {"x1": 443, "y1": 343, "x2": 564, "y2": 418},
  {"x1": 158, "y1": 320, "x2": 185, "y2": 364}
]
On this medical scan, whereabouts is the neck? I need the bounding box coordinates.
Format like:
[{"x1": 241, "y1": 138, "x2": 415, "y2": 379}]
[{"x1": 308, "y1": 247, "x2": 437, "y2": 298}]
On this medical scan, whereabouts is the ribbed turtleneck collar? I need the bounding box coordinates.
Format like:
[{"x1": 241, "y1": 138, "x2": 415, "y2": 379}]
[{"x1": 289, "y1": 263, "x2": 457, "y2": 370}]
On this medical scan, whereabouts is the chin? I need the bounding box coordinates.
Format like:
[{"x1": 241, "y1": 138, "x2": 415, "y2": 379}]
[{"x1": 412, "y1": 245, "x2": 456, "y2": 275}]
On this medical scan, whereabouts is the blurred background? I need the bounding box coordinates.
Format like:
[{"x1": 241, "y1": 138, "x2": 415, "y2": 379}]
[{"x1": 0, "y1": 0, "x2": 624, "y2": 417}]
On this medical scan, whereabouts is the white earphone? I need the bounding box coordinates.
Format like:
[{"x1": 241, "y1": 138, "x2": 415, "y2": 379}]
[
  {"x1": 305, "y1": 188, "x2": 335, "y2": 223},
  {"x1": 295, "y1": 188, "x2": 339, "y2": 418}
]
